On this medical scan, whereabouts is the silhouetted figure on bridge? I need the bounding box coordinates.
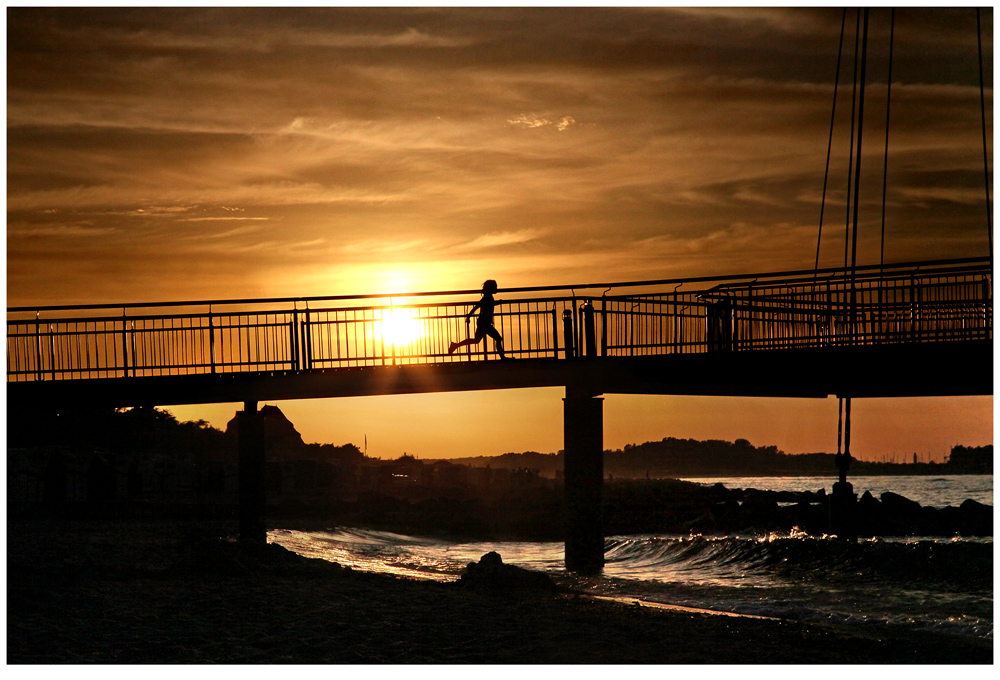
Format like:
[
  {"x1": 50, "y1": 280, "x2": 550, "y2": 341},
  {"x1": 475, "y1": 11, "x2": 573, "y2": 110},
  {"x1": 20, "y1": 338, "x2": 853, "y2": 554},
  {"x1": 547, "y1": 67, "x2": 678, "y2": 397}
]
[
  {"x1": 449, "y1": 279, "x2": 507, "y2": 360},
  {"x1": 706, "y1": 296, "x2": 734, "y2": 352}
]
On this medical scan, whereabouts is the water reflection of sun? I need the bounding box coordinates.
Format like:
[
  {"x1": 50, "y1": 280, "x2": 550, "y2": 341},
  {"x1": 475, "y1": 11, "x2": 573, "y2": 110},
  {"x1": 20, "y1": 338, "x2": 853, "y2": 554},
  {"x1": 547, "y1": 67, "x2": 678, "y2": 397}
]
[{"x1": 378, "y1": 308, "x2": 423, "y2": 347}]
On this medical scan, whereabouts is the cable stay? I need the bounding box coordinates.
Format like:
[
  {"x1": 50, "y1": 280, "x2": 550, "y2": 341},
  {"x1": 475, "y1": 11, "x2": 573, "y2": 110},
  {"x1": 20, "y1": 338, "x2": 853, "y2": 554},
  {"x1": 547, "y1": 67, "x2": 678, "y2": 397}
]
[
  {"x1": 976, "y1": 8, "x2": 993, "y2": 276},
  {"x1": 811, "y1": 8, "x2": 992, "y2": 540}
]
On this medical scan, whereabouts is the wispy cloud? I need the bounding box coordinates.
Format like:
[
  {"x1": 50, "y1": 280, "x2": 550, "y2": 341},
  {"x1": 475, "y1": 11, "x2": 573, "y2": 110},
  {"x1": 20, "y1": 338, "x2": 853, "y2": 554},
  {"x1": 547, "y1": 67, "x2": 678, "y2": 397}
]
[
  {"x1": 179, "y1": 216, "x2": 271, "y2": 222},
  {"x1": 339, "y1": 238, "x2": 438, "y2": 256},
  {"x1": 507, "y1": 114, "x2": 577, "y2": 132},
  {"x1": 8, "y1": 224, "x2": 117, "y2": 239},
  {"x1": 6, "y1": 7, "x2": 992, "y2": 307},
  {"x1": 454, "y1": 229, "x2": 543, "y2": 251}
]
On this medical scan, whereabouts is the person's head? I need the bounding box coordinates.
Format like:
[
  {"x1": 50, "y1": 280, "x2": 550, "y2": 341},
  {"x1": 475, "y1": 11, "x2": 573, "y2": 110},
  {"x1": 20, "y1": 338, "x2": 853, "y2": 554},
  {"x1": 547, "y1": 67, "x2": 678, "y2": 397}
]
[{"x1": 482, "y1": 279, "x2": 498, "y2": 293}]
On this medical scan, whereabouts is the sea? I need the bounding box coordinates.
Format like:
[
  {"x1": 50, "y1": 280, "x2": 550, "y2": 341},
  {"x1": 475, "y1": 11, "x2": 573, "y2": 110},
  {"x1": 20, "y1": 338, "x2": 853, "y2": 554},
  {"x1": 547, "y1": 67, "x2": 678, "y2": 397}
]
[{"x1": 270, "y1": 475, "x2": 994, "y2": 642}]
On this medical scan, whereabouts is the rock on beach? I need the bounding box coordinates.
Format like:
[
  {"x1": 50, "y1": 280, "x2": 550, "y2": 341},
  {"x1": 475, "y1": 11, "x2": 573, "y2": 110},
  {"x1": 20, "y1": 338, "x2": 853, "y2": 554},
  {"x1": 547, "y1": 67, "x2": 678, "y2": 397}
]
[{"x1": 458, "y1": 551, "x2": 559, "y2": 594}]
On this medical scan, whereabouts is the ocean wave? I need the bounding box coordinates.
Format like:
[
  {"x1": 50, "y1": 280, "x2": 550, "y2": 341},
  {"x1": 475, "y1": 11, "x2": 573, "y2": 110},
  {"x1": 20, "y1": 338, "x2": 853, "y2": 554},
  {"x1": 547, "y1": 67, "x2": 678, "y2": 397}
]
[
  {"x1": 270, "y1": 527, "x2": 993, "y2": 640},
  {"x1": 602, "y1": 532, "x2": 993, "y2": 590}
]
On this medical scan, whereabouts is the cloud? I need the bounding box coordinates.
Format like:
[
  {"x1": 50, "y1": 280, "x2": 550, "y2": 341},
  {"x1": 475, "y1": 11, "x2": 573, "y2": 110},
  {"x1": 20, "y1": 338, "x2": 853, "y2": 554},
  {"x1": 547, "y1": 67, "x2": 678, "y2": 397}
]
[
  {"x1": 285, "y1": 26, "x2": 477, "y2": 50},
  {"x1": 507, "y1": 114, "x2": 578, "y2": 132},
  {"x1": 339, "y1": 238, "x2": 438, "y2": 256},
  {"x1": 454, "y1": 229, "x2": 543, "y2": 251},
  {"x1": 6, "y1": 7, "x2": 992, "y2": 309},
  {"x1": 178, "y1": 217, "x2": 271, "y2": 222},
  {"x1": 7, "y1": 224, "x2": 117, "y2": 239}
]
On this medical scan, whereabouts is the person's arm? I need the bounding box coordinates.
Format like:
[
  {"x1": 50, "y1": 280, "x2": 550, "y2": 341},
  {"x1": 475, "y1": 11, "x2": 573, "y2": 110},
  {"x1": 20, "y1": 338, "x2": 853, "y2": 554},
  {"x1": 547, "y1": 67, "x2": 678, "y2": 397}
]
[{"x1": 466, "y1": 301, "x2": 482, "y2": 321}]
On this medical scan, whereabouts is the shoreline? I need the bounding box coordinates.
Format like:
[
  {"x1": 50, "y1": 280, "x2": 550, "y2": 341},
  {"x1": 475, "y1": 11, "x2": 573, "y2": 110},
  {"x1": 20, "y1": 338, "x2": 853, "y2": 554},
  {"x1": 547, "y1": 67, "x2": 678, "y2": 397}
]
[{"x1": 6, "y1": 517, "x2": 993, "y2": 664}]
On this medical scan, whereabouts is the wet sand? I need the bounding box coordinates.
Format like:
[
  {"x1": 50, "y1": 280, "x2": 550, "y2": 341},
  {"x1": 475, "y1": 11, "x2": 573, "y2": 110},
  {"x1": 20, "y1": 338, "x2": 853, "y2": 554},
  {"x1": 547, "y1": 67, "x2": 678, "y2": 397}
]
[{"x1": 7, "y1": 519, "x2": 993, "y2": 664}]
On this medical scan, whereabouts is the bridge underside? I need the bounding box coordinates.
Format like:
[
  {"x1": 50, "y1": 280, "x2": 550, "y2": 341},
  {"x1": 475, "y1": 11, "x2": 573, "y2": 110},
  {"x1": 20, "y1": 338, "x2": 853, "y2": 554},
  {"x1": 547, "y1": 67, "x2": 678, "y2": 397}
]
[{"x1": 7, "y1": 339, "x2": 992, "y2": 412}]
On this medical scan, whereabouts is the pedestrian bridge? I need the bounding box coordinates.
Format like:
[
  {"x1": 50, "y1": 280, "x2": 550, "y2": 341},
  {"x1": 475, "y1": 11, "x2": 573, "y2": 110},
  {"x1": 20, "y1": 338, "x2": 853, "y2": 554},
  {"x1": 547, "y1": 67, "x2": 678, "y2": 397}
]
[
  {"x1": 6, "y1": 256, "x2": 993, "y2": 570},
  {"x1": 7, "y1": 257, "x2": 993, "y2": 407}
]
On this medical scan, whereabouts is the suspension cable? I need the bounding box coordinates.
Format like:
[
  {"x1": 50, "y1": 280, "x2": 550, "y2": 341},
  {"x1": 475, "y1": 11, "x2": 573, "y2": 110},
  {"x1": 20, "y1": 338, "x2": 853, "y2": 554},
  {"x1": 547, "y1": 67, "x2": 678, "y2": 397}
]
[
  {"x1": 976, "y1": 8, "x2": 993, "y2": 268},
  {"x1": 844, "y1": 9, "x2": 861, "y2": 270},
  {"x1": 814, "y1": 9, "x2": 848, "y2": 276},
  {"x1": 850, "y1": 8, "x2": 869, "y2": 275},
  {"x1": 849, "y1": 9, "x2": 870, "y2": 343},
  {"x1": 880, "y1": 8, "x2": 895, "y2": 269}
]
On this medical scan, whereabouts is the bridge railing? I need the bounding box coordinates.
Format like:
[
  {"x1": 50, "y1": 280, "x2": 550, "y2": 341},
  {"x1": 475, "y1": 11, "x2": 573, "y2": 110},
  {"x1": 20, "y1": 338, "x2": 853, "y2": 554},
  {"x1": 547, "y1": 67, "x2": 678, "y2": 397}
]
[
  {"x1": 301, "y1": 296, "x2": 571, "y2": 368},
  {"x1": 7, "y1": 258, "x2": 990, "y2": 382},
  {"x1": 600, "y1": 262, "x2": 991, "y2": 355},
  {"x1": 5, "y1": 308, "x2": 302, "y2": 381}
]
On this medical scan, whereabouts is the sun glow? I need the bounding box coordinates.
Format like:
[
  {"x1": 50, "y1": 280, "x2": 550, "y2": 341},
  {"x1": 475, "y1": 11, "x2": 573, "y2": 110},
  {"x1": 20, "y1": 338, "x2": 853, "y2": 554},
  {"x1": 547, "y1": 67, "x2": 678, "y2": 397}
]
[{"x1": 378, "y1": 307, "x2": 424, "y2": 347}]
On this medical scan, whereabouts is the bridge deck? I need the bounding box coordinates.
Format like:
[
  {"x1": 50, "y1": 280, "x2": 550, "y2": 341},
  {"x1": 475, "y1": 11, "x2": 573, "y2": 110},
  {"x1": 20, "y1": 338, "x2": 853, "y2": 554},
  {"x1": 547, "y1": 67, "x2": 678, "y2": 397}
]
[
  {"x1": 7, "y1": 257, "x2": 992, "y2": 409},
  {"x1": 6, "y1": 340, "x2": 992, "y2": 412}
]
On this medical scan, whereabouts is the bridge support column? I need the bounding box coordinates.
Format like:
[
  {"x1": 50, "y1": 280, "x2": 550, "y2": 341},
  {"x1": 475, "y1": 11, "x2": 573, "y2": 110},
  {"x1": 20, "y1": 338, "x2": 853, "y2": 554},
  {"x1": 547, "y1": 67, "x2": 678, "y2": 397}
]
[
  {"x1": 830, "y1": 481, "x2": 857, "y2": 541},
  {"x1": 238, "y1": 401, "x2": 267, "y2": 544},
  {"x1": 563, "y1": 388, "x2": 604, "y2": 573},
  {"x1": 830, "y1": 397, "x2": 858, "y2": 541}
]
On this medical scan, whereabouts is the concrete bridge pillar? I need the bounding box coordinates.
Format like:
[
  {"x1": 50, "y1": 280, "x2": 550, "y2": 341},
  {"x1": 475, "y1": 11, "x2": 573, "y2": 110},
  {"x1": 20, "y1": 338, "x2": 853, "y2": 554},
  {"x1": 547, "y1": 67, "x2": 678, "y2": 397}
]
[
  {"x1": 238, "y1": 401, "x2": 267, "y2": 544},
  {"x1": 563, "y1": 388, "x2": 604, "y2": 573}
]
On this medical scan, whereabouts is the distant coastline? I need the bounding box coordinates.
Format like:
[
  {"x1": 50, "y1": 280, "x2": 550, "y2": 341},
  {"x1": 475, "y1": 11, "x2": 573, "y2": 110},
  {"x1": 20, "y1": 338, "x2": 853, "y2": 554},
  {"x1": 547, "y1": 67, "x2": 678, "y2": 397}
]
[
  {"x1": 8, "y1": 405, "x2": 992, "y2": 542},
  {"x1": 9, "y1": 406, "x2": 991, "y2": 491},
  {"x1": 437, "y1": 440, "x2": 993, "y2": 479}
]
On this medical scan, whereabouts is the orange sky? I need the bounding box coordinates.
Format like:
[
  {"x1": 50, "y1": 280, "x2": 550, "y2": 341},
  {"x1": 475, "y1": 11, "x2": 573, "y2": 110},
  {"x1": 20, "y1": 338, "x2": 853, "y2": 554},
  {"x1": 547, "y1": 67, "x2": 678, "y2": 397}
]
[{"x1": 5, "y1": 7, "x2": 994, "y2": 462}]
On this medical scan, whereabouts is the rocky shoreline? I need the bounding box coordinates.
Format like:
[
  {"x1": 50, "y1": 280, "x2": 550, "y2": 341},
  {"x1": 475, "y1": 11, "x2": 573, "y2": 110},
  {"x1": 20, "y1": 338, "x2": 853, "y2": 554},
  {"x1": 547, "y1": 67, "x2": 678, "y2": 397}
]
[
  {"x1": 263, "y1": 478, "x2": 993, "y2": 541},
  {"x1": 7, "y1": 518, "x2": 994, "y2": 664},
  {"x1": 643, "y1": 481, "x2": 995, "y2": 537}
]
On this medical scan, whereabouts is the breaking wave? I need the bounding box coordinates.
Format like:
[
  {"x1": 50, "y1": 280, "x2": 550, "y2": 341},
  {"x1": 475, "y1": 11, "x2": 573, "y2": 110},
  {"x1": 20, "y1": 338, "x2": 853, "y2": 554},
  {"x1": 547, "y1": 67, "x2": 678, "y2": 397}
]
[{"x1": 271, "y1": 527, "x2": 993, "y2": 640}]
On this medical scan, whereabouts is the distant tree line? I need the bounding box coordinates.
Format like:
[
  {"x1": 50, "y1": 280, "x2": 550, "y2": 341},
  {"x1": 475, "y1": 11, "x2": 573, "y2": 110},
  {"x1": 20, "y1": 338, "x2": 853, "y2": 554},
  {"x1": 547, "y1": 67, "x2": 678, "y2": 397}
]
[
  {"x1": 9, "y1": 407, "x2": 990, "y2": 478},
  {"x1": 8, "y1": 406, "x2": 364, "y2": 467},
  {"x1": 946, "y1": 445, "x2": 993, "y2": 474},
  {"x1": 448, "y1": 439, "x2": 993, "y2": 478},
  {"x1": 8, "y1": 406, "x2": 228, "y2": 461}
]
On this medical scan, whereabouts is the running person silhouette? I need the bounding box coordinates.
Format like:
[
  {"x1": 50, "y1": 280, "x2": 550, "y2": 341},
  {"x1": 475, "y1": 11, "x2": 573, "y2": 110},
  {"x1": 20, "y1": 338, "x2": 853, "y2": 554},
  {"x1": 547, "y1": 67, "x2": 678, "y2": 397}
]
[{"x1": 449, "y1": 279, "x2": 507, "y2": 360}]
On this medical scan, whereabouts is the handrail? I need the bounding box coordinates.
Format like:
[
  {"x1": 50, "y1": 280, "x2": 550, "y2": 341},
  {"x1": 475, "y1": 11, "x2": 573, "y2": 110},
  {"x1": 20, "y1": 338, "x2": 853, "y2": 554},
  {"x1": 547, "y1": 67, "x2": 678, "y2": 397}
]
[{"x1": 7, "y1": 256, "x2": 989, "y2": 315}]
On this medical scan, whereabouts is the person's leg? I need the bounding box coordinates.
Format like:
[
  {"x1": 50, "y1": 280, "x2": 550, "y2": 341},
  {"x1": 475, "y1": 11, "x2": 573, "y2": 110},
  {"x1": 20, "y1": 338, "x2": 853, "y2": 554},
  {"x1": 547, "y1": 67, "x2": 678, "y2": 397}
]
[
  {"x1": 449, "y1": 327, "x2": 486, "y2": 354},
  {"x1": 486, "y1": 326, "x2": 506, "y2": 359}
]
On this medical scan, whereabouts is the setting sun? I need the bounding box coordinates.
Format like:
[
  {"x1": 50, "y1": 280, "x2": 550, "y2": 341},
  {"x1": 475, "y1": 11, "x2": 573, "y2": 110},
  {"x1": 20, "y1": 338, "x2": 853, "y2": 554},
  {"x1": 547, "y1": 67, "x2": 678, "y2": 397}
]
[{"x1": 378, "y1": 307, "x2": 424, "y2": 347}]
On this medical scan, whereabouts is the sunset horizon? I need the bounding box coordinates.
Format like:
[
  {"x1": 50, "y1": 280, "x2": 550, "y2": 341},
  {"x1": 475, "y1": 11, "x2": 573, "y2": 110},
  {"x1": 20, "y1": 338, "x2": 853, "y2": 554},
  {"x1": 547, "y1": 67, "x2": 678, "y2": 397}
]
[
  {"x1": 6, "y1": 6, "x2": 995, "y2": 664},
  {"x1": 7, "y1": 6, "x2": 993, "y2": 461}
]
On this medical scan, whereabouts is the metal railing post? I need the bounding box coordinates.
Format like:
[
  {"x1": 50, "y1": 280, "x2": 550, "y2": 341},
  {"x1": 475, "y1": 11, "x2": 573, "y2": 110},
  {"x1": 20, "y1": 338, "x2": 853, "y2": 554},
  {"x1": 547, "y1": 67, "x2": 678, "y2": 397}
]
[
  {"x1": 209, "y1": 307, "x2": 217, "y2": 374},
  {"x1": 600, "y1": 295, "x2": 607, "y2": 356},
  {"x1": 562, "y1": 309, "x2": 575, "y2": 359},
  {"x1": 34, "y1": 313, "x2": 43, "y2": 381},
  {"x1": 48, "y1": 324, "x2": 56, "y2": 381},
  {"x1": 551, "y1": 307, "x2": 559, "y2": 359},
  {"x1": 572, "y1": 297, "x2": 580, "y2": 357},
  {"x1": 582, "y1": 300, "x2": 597, "y2": 357},
  {"x1": 121, "y1": 309, "x2": 129, "y2": 378},
  {"x1": 303, "y1": 310, "x2": 312, "y2": 370},
  {"x1": 291, "y1": 308, "x2": 299, "y2": 372},
  {"x1": 130, "y1": 320, "x2": 137, "y2": 377}
]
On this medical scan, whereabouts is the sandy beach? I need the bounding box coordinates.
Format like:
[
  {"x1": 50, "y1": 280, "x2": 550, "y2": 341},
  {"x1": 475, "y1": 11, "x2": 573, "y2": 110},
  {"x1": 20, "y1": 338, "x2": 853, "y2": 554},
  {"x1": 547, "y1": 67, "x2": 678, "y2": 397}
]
[{"x1": 6, "y1": 518, "x2": 993, "y2": 664}]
